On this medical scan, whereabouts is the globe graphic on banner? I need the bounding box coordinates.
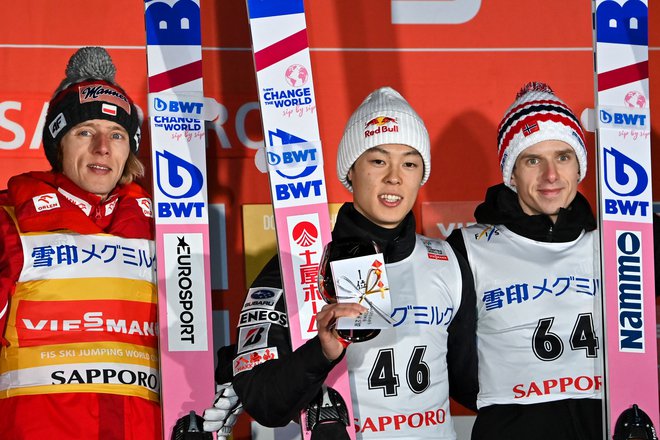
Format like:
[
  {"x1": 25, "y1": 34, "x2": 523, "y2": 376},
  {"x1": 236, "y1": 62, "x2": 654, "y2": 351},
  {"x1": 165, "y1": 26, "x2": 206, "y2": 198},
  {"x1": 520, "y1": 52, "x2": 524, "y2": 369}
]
[
  {"x1": 623, "y1": 90, "x2": 646, "y2": 108},
  {"x1": 285, "y1": 64, "x2": 309, "y2": 87}
]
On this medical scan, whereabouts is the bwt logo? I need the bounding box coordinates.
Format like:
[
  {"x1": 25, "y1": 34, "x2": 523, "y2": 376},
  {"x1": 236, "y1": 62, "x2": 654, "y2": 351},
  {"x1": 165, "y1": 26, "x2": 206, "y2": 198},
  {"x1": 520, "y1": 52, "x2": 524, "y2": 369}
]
[
  {"x1": 599, "y1": 110, "x2": 647, "y2": 127},
  {"x1": 266, "y1": 129, "x2": 324, "y2": 201},
  {"x1": 603, "y1": 148, "x2": 650, "y2": 217},
  {"x1": 156, "y1": 150, "x2": 205, "y2": 218},
  {"x1": 275, "y1": 180, "x2": 323, "y2": 201},
  {"x1": 268, "y1": 148, "x2": 318, "y2": 180},
  {"x1": 153, "y1": 97, "x2": 203, "y2": 115}
]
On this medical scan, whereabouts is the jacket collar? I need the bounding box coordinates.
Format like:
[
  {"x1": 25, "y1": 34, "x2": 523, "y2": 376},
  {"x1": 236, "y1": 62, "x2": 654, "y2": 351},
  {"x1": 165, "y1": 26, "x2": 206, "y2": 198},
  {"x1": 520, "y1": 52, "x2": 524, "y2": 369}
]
[
  {"x1": 474, "y1": 183, "x2": 596, "y2": 242},
  {"x1": 332, "y1": 203, "x2": 417, "y2": 263}
]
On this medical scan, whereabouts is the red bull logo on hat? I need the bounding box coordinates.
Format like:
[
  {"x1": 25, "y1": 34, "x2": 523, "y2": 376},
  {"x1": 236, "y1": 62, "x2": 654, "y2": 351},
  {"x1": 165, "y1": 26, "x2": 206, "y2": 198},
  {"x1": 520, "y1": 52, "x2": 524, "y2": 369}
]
[{"x1": 364, "y1": 116, "x2": 399, "y2": 138}]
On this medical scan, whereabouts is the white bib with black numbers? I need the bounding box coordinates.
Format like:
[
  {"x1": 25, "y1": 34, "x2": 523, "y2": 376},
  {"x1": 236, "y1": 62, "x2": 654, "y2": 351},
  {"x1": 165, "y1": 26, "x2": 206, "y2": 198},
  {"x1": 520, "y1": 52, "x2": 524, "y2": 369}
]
[
  {"x1": 345, "y1": 236, "x2": 462, "y2": 440},
  {"x1": 460, "y1": 224, "x2": 602, "y2": 409}
]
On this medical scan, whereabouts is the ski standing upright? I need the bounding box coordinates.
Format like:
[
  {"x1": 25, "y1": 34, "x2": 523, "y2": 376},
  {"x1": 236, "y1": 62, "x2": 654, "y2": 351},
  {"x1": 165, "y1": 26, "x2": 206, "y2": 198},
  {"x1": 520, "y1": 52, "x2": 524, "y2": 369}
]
[
  {"x1": 591, "y1": 0, "x2": 659, "y2": 437},
  {"x1": 144, "y1": 0, "x2": 219, "y2": 437},
  {"x1": 242, "y1": 0, "x2": 356, "y2": 438}
]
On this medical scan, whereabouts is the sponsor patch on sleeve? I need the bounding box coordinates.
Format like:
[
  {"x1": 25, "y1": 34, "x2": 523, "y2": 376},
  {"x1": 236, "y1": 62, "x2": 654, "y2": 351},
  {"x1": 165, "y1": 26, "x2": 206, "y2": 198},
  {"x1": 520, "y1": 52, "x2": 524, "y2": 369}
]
[
  {"x1": 238, "y1": 309, "x2": 288, "y2": 328},
  {"x1": 421, "y1": 238, "x2": 449, "y2": 261},
  {"x1": 237, "y1": 323, "x2": 271, "y2": 353},
  {"x1": 242, "y1": 287, "x2": 283, "y2": 310},
  {"x1": 233, "y1": 347, "x2": 278, "y2": 376},
  {"x1": 32, "y1": 193, "x2": 60, "y2": 212},
  {"x1": 136, "y1": 198, "x2": 153, "y2": 218}
]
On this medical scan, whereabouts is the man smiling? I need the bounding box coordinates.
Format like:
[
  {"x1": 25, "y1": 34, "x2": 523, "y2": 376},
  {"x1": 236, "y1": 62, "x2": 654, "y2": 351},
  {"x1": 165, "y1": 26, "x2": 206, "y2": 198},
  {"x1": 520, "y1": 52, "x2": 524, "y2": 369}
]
[
  {"x1": 207, "y1": 87, "x2": 478, "y2": 440},
  {"x1": 0, "y1": 47, "x2": 159, "y2": 439},
  {"x1": 448, "y1": 82, "x2": 602, "y2": 440}
]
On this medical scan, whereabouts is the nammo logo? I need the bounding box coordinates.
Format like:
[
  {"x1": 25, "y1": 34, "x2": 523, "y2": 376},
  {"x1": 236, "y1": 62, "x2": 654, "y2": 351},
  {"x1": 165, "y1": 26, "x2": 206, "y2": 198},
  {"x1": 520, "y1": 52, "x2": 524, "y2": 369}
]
[
  {"x1": 603, "y1": 148, "x2": 648, "y2": 197},
  {"x1": 155, "y1": 150, "x2": 204, "y2": 199}
]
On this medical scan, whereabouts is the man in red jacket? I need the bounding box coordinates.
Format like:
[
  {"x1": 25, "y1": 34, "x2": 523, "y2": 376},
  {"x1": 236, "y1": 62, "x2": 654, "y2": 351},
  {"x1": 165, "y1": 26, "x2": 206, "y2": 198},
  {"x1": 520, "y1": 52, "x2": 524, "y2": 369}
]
[{"x1": 0, "y1": 47, "x2": 160, "y2": 439}]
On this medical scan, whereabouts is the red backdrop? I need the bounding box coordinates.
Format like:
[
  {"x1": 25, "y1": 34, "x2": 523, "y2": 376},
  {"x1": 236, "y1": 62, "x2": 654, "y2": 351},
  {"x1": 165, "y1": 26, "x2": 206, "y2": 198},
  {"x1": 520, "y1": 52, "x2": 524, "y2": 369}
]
[{"x1": 1, "y1": 1, "x2": 658, "y2": 438}]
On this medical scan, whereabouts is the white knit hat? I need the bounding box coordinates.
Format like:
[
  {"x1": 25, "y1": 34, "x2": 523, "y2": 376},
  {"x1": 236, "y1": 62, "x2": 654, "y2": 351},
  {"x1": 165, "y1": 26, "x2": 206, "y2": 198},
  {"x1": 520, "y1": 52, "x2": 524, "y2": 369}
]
[
  {"x1": 337, "y1": 87, "x2": 431, "y2": 191},
  {"x1": 497, "y1": 82, "x2": 587, "y2": 191}
]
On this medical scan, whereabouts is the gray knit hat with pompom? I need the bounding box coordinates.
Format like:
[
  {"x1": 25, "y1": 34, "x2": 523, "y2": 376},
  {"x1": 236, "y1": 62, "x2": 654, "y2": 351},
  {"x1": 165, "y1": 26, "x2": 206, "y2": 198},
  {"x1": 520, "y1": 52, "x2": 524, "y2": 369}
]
[{"x1": 42, "y1": 47, "x2": 141, "y2": 169}]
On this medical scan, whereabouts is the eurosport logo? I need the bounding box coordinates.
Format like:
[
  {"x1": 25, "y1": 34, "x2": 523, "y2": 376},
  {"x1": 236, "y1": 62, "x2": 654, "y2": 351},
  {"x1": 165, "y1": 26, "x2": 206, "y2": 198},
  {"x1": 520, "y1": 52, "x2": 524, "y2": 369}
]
[
  {"x1": 156, "y1": 150, "x2": 203, "y2": 199},
  {"x1": 603, "y1": 148, "x2": 650, "y2": 219},
  {"x1": 598, "y1": 108, "x2": 648, "y2": 129},
  {"x1": 163, "y1": 233, "x2": 209, "y2": 351}
]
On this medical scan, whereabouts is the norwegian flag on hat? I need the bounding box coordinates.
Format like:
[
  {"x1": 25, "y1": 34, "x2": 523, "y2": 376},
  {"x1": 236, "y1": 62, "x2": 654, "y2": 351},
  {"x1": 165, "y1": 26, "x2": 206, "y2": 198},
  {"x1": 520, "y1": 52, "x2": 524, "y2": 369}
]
[{"x1": 522, "y1": 122, "x2": 539, "y2": 136}]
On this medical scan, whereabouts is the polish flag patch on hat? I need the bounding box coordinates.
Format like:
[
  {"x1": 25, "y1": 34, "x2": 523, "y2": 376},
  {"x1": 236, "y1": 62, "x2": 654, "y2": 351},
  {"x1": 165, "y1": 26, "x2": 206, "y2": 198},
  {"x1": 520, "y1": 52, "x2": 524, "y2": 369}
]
[{"x1": 102, "y1": 103, "x2": 118, "y2": 116}]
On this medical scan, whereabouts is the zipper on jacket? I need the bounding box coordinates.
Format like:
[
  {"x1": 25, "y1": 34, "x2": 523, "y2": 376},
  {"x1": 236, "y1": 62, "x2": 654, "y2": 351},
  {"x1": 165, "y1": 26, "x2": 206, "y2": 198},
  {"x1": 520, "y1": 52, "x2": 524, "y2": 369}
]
[{"x1": 546, "y1": 225, "x2": 554, "y2": 242}]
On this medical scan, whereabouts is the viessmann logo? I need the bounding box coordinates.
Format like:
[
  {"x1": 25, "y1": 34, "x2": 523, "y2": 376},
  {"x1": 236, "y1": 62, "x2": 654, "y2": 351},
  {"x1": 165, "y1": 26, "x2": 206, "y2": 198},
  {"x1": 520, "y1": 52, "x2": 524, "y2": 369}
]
[{"x1": 17, "y1": 299, "x2": 157, "y2": 347}]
